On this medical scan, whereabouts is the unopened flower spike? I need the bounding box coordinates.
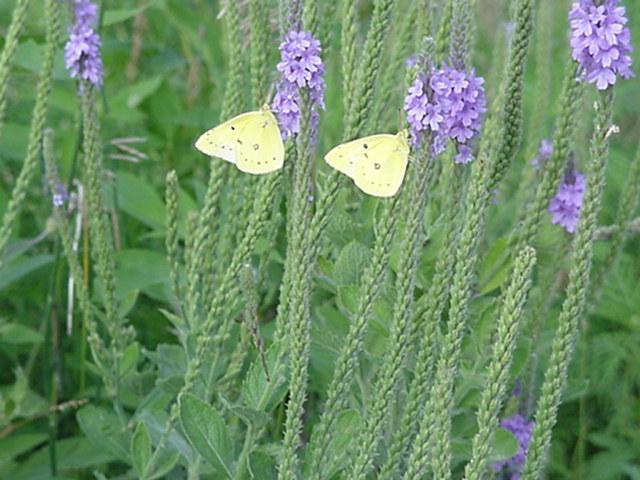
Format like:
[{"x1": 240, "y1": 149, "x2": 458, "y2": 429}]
[
  {"x1": 549, "y1": 157, "x2": 586, "y2": 234},
  {"x1": 271, "y1": 30, "x2": 325, "y2": 139},
  {"x1": 532, "y1": 138, "x2": 553, "y2": 170},
  {"x1": 569, "y1": 0, "x2": 634, "y2": 90},
  {"x1": 64, "y1": 0, "x2": 104, "y2": 86}
]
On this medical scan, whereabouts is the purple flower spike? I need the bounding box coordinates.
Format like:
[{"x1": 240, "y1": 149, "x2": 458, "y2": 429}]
[
  {"x1": 403, "y1": 66, "x2": 486, "y2": 162},
  {"x1": 569, "y1": 0, "x2": 633, "y2": 90},
  {"x1": 52, "y1": 183, "x2": 69, "y2": 208},
  {"x1": 549, "y1": 161, "x2": 586, "y2": 234},
  {"x1": 271, "y1": 30, "x2": 325, "y2": 139},
  {"x1": 532, "y1": 139, "x2": 553, "y2": 170},
  {"x1": 491, "y1": 413, "x2": 535, "y2": 480},
  {"x1": 64, "y1": 0, "x2": 104, "y2": 86}
]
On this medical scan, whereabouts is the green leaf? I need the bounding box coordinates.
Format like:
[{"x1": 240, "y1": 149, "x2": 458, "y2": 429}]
[
  {"x1": 76, "y1": 405, "x2": 130, "y2": 461},
  {"x1": 103, "y1": 1, "x2": 158, "y2": 26},
  {"x1": 477, "y1": 236, "x2": 512, "y2": 294},
  {"x1": 323, "y1": 410, "x2": 362, "y2": 478},
  {"x1": 333, "y1": 241, "x2": 371, "y2": 286},
  {"x1": 241, "y1": 345, "x2": 288, "y2": 413},
  {"x1": 0, "y1": 254, "x2": 53, "y2": 291},
  {"x1": 488, "y1": 427, "x2": 519, "y2": 462},
  {"x1": 116, "y1": 171, "x2": 166, "y2": 229},
  {"x1": 0, "y1": 433, "x2": 47, "y2": 468},
  {"x1": 120, "y1": 342, "x2": 140, "y2": 378},
  {"x1": 131, "y1": 422, "x2": 151, "y2": 478},
  {"x1": 179, "y1": 394, "x2": 234, "y2": 478},
  {"x1": 0, "y1": 322, "x2": 43, "y2": 345}
]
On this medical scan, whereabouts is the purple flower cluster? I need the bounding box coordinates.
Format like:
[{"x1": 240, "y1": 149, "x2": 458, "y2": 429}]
[
  {"x1": 404, "y1": 66, "x2": 486, "y2": 163},
  {"x1": 52, "y1": 183, "x2": 69, "y2": 208},
  {"x1": 64, "y1": 0, "x2": 104, "y2": 86},
  {"x1": 531, "y1": 139, "x2": 553, "y2": 170},
  {"x1": 492, "y1": 413, "x2": 535, "y2": 480},
  {"x1": 271, "y1": 31, "x2": 325, "y2": 138},
  {"x1": 569, "y1": 0, "x2": 633, "y2": 90},
  {"x1": 549, "y1": 161, "x2": 586, "y2": 234}
]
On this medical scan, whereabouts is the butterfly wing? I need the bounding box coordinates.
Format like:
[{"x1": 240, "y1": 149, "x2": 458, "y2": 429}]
[
  {"x1": 352, "y1": 133, "x2": 410, "y2": 197},
  {"x1": 194, "y1": 111, "x2": 259, "y2": 163},
  {"x1": 324, "y1": 135, "x2": 392, "y2": 178},
  {"x1": 236, "y1": 110, "x2": 285, "y2": 175}
]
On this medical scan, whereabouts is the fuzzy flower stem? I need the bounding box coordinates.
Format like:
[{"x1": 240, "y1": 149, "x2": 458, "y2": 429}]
[
  {"x1": 249, "y1": 0, "x2": 269, "y2": 105},
  {"x1": 525, "y1": 0, "x2": 553, "y2": 164},
  {"x1": 307, "y1": 194, "x2": 402, "y2": 480},
  {"x1": 341, "y1": 0, "x2": 359, "y2": 119},
  {"x1": 43, "y1": 129, "x2": 111, "y2": 394},
  {"x1": 435, "y1": 0, "x2": 455, "y2": 62},
  {"x1": 380, "y1": 163, "x2": 465, "y2": 479},
  {"x1": 220, "y1": 0, "x2": 245, "y2": 121},
  {"x1": 146, "y1": 170, "x2": 282, "y2": 475},
  {"x1": 449, "y1": 0, "x2": 473, "y2": 69},
  {"x1": 278, "y1": 92, "x2": 315, "y2": 480},
  {"x1": 515, "y1": 60, "x2": 583, "y2": 253},
  {"x1": 0, "y1": 0, "x2": 31, "y2": 136},
  {"x1": 347, "y1": 0, "x2": 398, "y2": 137},
  {"x1": 348, "y1": 147, "x2": 433, "y2": 480},
  {"x1": 0, "y1": 0, "x2": 59, "y2": 266},
  {"x1": 165, "y1": 171, "x2": 182, "y2": 311},
  {"x1": 521, "y1": 88, "x2": 615, "y2": 480},
  {"x1": 488, "y1": 0, "x2": 536, "y2": 193},
  {"x1": 80, "y1": 84, "x2": 126, "y2": 415},
  {"x1": 464, "y1": 246, "x2": 537, "y2": 480},
  {"x1": 196, "y1": 0, "x2": 246, "y2": 315},
  {"x1": 404, "y1": 153, "x2": 493, "y2": 480},
  {"x1": 589, "y1": 137, "x2": 640, "y2": 308},
  {"x1": 368, "y1": 1, "x2": 419, "y2": 131}
]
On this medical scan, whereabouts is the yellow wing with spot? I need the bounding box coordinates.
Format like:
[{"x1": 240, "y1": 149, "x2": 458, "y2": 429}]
[
  {"x1": 236, "y1": 110, "x2": 285, "y2": 175},
  {"x1": 325, "y1": 131, "x2": 410, "y2": 197},
  {"x1": 194, "y1": 110, "x2": 262, "y2": 163},
  {"x1": 324, "y1": 135, "x2": 390, "y2": 177}
]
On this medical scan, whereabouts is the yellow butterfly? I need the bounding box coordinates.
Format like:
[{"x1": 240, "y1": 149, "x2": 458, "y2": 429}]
[
  {"x1": 195, "y1": 106, "x2": 285, "y2": 175},
  {"x1": 324, "y1": 130, "x2": 410, "y2": 197}
]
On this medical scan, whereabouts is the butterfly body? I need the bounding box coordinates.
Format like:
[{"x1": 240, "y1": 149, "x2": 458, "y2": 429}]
[
  {"x1": 325, "y1": 130, "x2": 410, "y2": 197},
  {"x1": 195, "y1": 106, "x2": 284, "y2": 175}
]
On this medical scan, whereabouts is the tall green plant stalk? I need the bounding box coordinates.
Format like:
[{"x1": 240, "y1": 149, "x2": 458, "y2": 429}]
[
  {"x1": 274, "y1": 0, "x2": 397, "y2": 343},
  {"x1": 515, "y1": 60, "x2": 583, "y2": 253},
  {"x1": 43, "y1": 129, "x2": 112, "y2": 395},
  {"x1": 347, "y1": 145, "x2": 433, "y2": 480},
  {"x1": 522, "y1": 0, "x2": 553, "y2": 170},
  {"x1": 0, "y1": 0, "x2": 58, "y2": 266},
  {"x1": 250, "y1": 0, "x2": 269, "y2": 105},
  {"x1": 307, "y1": 194, "x2": 402, "y2": 480},
  {"x1": 488, "y1": 0, "x2": 536, "y2": 193},
  {"x1": 403, "y1": 153, "x2": 492, "y2": 480},
  {"x1": 278, "y1": 92, "x2": 315, "y2": 480},
  {"x1": 146, "y1": 170, "x2": 282, "y2": 474},
  {"x1": 368, "y1": 1, "x2": 418, "y2": 131},
  {"x1": 80, "y1": 85, "x2": 128, "y2": 417},
  {"x1": 347, "y1": 0, "x2": 398, "y2": 136},
  {"x1": 589, "y1": 138, "x2": 640, "y2": 307},
  {"x1": 198, "y1": 0, "x2": 247, "y2": 311},
  {"x1": 0, "y1": 0, "x2": 31, "y2": 136},
  {"x1": 521, "y1": 88, "x2": 615, "y2": 480},
  {"x1": 165, "y1": 171, "x2": 182, "y2": 310},
  {"x1": 341, "y1": 0, "x2": 359, "y2": 119},
  {"x1": 435, "y1": 0, "x2": 454, "y2": 61},
  {"x1": 463, "y1": 246, "x2": 537, "y2": 480},
  {"x1": 379, "y1": 163, "x2": 465, "y2": 479}
]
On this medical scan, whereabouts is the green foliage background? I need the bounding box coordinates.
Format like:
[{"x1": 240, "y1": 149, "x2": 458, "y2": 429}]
[{"x1": 0, "y1": 0, "x2": 639, "y2": 478}]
